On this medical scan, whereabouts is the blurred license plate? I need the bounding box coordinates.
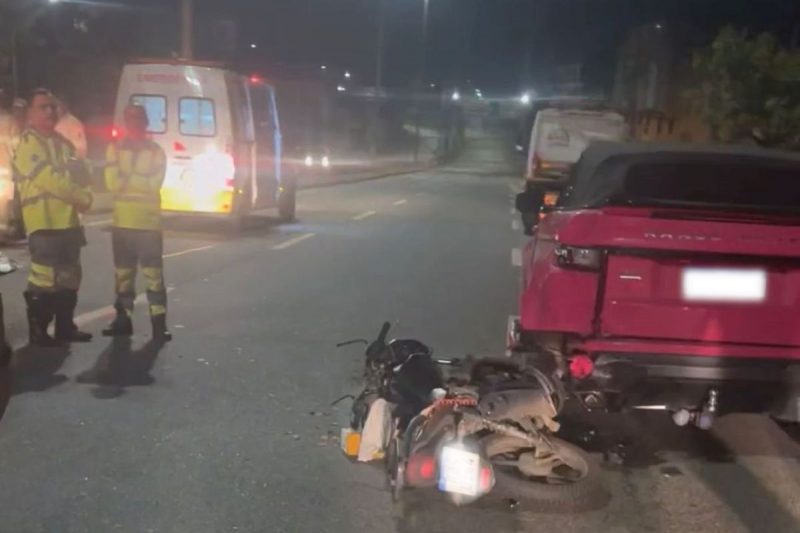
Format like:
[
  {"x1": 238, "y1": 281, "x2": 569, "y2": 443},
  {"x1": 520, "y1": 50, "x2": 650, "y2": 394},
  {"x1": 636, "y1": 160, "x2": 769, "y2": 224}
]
[
  {"x1": 682, "y1": 268, "x2": 767, "y2": 302},
  {"x1": 438, "y1": 446, "x2": 480, "y2": 496}
]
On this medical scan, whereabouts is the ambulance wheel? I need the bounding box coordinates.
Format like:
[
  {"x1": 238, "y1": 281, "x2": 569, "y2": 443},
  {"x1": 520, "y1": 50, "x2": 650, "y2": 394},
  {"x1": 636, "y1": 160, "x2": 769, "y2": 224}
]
[{"x1": 278, "y1": 183, "x2": 296, "y2": 222}]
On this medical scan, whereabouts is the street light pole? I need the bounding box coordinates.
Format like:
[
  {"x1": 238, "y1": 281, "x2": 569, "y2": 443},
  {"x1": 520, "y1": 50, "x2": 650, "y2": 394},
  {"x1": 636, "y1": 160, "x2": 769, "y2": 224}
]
[
  {"x1": 180, "y1": 0, "x2": 193, "y2": 59},
  {"x1": 413, "y1": 0, "x2": 430, "y2": 163},
  {"x1": 375, "y1": 0, "x2": 386, "y2": 89}
]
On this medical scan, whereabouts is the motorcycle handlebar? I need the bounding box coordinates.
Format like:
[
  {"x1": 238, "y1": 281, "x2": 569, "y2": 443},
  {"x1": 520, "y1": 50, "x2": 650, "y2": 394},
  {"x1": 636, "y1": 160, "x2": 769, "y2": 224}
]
[{"x1": 376, "y1": 322, "x2": 391, "y2": 345}]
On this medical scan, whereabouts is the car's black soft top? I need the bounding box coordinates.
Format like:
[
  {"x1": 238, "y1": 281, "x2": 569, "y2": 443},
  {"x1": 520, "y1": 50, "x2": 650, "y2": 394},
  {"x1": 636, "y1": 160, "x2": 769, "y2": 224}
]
[{"x1": 560, "y1": 141, "x2": 800, "y2": 208}]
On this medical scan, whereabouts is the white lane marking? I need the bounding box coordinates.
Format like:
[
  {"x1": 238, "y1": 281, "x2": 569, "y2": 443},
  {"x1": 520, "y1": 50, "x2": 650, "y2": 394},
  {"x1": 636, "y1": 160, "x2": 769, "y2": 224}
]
[
  {"x1": 272, "y1": 232, "x2": 316, "y2": 250},
  {"x1": 512, "y1": 219, "x2": 521, "y2": 231},
  {"x1": 510, "y1": 207, "x2": 516, "y2": 215},
  {"x1": 84, "y1": 219, "x2": 112, "y2": 227},
  {"x1": 351, "y1": 210, "x2": 377, "y2": 221},
  {"x1": 163, "y1": 245, "x2": 215, "y2": 259},
  {"x1": 71, "y1": 287, "x2": 177, "y2": 329},
  {"x1": 511, "y1": 248, "x2": 522, "y2": 267},
  {"x1": 393, "y1": 199, "x2": 408, "y2": 206}
]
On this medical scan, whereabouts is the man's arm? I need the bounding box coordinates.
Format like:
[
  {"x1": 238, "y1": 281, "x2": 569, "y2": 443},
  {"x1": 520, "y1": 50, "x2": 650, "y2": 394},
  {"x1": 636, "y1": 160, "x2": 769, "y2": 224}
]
[
  {"x1": 104, "y1": 143, "x2": 124, "y2": 193},
  {"x1": 127, "y1": 144, "x2": 166, "y2": 195},
  {"x1": 13, "y1": 134, "x2": 92, "y2": 211}
]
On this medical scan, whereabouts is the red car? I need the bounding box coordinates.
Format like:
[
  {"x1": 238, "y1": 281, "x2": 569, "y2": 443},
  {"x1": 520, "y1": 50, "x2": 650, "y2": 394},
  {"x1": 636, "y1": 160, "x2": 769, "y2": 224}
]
[{"x1": 512, "y1": 142, "x2": 800, "y2": 428}]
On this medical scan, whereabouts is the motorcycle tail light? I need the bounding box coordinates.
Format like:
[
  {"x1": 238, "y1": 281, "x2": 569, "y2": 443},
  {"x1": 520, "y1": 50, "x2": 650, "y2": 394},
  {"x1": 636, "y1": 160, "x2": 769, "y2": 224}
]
[
  {"x1": 479, "y1": 465, "x2": 494, "y2": 493},
  {"x1": 555, "y1": 245, "x2": 602, "y2": 271},
  {"x1": 406, "y1": 453, "x2": 437, "y2": 486}
]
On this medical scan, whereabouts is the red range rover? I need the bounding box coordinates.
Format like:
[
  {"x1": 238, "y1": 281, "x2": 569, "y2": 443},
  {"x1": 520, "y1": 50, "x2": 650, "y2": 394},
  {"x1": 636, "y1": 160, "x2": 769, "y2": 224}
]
[{"x1": 513, "y1": 142, "x2": 800, "y2": 428}]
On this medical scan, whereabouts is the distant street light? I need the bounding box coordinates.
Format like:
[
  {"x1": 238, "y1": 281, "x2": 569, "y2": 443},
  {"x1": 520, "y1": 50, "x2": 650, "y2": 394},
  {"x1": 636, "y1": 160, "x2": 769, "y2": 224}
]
[
  {"x1": 451, "y1": 90, "x2": 460, "y2": 102},
  {"x1": 520, "y1": 92, "x2": 531, "y2": 105},
  {"x1": 337, "y1": 85, "x2": 347, "y2": 92},
  {"x1": 344, "y1": 70, "x2": 351, "y2": 79},
  {"x1": 250, "y1": 43, "x2": 257, "y2": 49},
  {"x1": 321, "y1": 65, "x2": 328, "y2": 70}
]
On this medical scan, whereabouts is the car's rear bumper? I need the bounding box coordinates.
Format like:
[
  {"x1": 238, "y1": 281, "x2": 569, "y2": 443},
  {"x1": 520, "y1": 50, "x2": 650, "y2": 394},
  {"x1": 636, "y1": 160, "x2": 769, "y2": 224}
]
[
  {"x1": 573, "y1": 340, "x2": 800, "y2": 416},
  {"x1": 580, "y1": 338, "x2": 800, "y2": 362}
]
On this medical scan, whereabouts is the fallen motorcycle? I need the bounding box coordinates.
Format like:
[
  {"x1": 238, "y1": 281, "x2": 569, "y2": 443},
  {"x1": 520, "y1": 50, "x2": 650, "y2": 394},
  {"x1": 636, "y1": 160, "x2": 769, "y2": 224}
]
[{"x1": 337, "y1": 323, "x2": 607, "y2": 509}]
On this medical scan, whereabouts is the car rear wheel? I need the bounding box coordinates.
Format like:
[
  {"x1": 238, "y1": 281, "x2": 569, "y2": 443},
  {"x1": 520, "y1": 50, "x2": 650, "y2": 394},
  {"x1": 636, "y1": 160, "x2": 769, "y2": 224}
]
[{"x1": 278, "y1": 182, "x2": 296, "y2": 222}]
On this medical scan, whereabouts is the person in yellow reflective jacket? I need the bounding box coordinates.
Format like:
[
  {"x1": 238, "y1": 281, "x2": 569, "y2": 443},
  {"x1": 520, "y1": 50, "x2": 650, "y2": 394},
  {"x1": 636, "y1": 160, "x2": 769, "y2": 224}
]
[
  {"x1": 102, "y1": 104, "x2": 171, "y2": 341},
  {"x1": 12, "y1": 89, "x2": 93, "y2": 346}
]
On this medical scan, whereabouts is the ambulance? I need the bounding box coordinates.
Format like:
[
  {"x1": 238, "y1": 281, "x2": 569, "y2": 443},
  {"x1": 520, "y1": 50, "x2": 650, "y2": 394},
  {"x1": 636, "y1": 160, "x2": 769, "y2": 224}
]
[{"x1": 113, "y1": 59, "x2": 294, "y2": 225}]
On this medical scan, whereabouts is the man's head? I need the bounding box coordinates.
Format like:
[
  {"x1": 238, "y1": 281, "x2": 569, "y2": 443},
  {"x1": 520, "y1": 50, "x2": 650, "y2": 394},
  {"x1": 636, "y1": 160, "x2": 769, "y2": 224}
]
[
  {"x1": 123, "y1": 104, "x2": 149, "y2": 140},
  {"x1": 27, "y1": 89, "x2": 58, "y2": 135}
]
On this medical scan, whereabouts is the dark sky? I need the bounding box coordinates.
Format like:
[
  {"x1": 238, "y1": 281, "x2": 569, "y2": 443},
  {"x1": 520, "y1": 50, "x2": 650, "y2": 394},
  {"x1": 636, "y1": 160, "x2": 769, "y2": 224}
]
[{"x1": 77, "y1": 0, "x2": 800, "y2": 94}]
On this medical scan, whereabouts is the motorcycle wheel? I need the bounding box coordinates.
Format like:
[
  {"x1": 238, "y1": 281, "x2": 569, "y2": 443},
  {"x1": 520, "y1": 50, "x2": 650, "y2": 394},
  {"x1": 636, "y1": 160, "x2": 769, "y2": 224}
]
[
  {"x1": 385, "y1": 436, "x2": 405, "y2": 502},
  {"x1": 483, "y1": 434, "x2": 608, "y2": 511}
]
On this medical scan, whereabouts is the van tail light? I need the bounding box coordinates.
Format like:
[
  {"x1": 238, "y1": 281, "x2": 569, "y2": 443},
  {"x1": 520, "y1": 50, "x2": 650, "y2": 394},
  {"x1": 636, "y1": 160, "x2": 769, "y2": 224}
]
[
  {"x1": 406, "y1": 453, "x2": 437, "y2": 487},
  {"x1": 224, "y1": 178, "x2": 235, "y2": 189},
  {"x1": 174, "y1": 141, "x2": 187, "y2": 152},
  {"x1": 532, "y1": 152, "x2": 542, "y2": 175},
  {"x1": 554, "y1": 245, "x2": 603, "y2": 271},
  {"x1": 111, "y1": 127, "x2": 119, "y2": 140}
]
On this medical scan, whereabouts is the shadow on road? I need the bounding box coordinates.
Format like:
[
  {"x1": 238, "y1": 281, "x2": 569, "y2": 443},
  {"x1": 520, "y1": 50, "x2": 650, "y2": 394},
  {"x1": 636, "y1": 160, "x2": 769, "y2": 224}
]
[
  {"x1": 11, "y1": 344, "x2": 71, "y2": 395},
  {"x1": 161, "y1": 214, "x2": 283, "y2": 241},
  {"x1": 76, "y1": 337, "x2": 166, "y2": 399},
  {"x1": 562, "y1": 411, "x2": 800, "y2": 531}
]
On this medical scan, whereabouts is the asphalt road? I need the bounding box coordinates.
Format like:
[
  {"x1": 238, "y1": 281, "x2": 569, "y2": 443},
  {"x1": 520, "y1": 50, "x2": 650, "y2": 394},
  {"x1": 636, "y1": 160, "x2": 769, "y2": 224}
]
[{"x1": 0, "y1": 133, "x2": 799, "y2": 533}]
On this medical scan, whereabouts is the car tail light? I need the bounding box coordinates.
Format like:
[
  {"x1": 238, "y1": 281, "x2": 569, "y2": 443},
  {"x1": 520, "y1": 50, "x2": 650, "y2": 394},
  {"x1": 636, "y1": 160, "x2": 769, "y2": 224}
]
[
  {"x1": 554, "y1": 245, "x2": 602, "y2": 271},
  {"x1": 569, "y1": 354, "x2": 594, "y2": 379},
  {"x1": 174, "y1": 141, "x2": 186, "y2": 152},
  {"x1": 406, "y1": 453, "x2": 437, "y2": 486},
  {"x1": 111, "y1": 127, "x2": 119, "y2": 140}
]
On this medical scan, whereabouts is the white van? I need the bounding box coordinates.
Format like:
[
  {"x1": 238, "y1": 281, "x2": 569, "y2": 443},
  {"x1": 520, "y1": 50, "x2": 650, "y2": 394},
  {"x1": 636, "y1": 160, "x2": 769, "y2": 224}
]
[
  {"x1": 525, "y1": 108, "x2": 626, "y2": 184},
  {"x1": 113, "y1": 59, "x2": 293, "y2": 223}
]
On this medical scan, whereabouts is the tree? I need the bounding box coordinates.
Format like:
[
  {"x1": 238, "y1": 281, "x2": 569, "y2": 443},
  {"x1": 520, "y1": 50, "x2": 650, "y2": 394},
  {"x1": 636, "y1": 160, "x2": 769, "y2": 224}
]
[{"x1": 691, "y1": 26, "x2": 800, "y2": 149}]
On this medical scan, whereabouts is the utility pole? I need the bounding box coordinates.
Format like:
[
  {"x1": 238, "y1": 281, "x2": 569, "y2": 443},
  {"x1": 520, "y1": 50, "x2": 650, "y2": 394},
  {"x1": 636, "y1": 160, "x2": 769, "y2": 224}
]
[
  {"x1": 413, "y1": 0, "x2": 430, "y2": 163},
  {"x1": 180, "y1": 0, "x2": 193, "y2": 59},
  {"x1": 375, "y1": 0, "x2": 386, "y2": 89}
]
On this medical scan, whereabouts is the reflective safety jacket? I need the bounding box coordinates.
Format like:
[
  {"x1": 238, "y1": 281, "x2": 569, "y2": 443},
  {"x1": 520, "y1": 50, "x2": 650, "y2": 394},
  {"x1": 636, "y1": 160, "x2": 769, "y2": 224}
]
[
  {"x1": 105, "y1": 138, "x2": 166, "y2": 231},
  {"x1": 12, "y1": 129, "x2": 92, "y2": 234}
]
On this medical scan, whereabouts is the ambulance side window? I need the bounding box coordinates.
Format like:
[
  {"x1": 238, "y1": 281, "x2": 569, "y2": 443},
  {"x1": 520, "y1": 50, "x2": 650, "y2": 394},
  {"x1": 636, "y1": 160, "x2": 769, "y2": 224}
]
[
  {"x1": 130, "y1": 94, "x2": 167, "y2": 134},
  {"x1": 179, "y1": 98, "x2": 216, "y2": 137}
]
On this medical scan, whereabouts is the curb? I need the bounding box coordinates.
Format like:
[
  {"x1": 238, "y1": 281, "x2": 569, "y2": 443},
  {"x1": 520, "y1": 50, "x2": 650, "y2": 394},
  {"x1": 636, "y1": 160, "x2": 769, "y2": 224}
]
[{"x1": 298, "y1": 164, "x2": 434, "y2": 190}]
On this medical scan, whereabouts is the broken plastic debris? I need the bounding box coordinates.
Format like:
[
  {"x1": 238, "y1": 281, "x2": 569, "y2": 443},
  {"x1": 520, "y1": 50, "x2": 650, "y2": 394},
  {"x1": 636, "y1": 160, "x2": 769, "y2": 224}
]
[{"x1": 0, "y1": 254, "x2": 17, "y2": 274}]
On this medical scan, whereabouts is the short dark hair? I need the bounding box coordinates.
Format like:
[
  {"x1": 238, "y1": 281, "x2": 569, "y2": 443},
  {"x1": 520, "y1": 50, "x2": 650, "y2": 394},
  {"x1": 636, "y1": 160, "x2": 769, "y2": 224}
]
[{"x1": 29, "y1": 88, "x2": 54, "y2": 101}]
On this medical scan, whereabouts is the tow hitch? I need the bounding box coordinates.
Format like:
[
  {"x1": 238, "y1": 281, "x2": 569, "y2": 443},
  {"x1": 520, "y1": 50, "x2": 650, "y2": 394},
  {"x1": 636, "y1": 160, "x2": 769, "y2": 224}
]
[{"x1": 672, "y1": 388, "x2": 719, "y2": 430}]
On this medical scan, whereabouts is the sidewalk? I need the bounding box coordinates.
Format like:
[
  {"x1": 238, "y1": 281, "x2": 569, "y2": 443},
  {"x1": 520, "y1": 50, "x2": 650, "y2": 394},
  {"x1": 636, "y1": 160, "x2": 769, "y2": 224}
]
[{"x1": 87, "y1": 159, "x2": 432, "y2": 215}]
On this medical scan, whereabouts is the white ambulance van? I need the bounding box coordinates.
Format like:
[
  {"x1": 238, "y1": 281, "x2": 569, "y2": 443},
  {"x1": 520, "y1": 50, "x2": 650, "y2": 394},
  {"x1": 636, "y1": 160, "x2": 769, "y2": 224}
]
[
  {"x1": 526, "y1": 108, "x2": 627, "y2": 184},
  {"x1": 113, "y1": 59, "x2": 293, "y2": 224}
]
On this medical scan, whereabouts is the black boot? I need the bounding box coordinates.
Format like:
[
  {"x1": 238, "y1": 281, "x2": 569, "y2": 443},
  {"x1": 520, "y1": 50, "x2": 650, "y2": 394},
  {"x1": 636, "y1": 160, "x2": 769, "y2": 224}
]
[
  {"x1": 151, "y1": 314, "x2": 172, "y2": 342},
  {"x1": 102, "y1": 304, "x2": 133, "y2": 337},
  {"x1": 54, "y1": 291, "x2": 93, "y2": 342},
  {"x1": 24, "y1": 291, "x2": 62, "y2": 347}
]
